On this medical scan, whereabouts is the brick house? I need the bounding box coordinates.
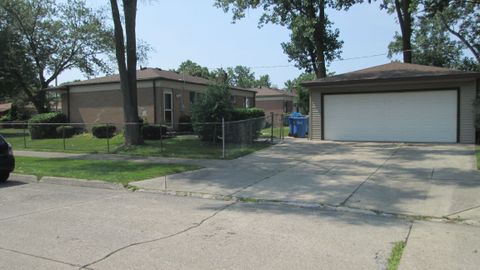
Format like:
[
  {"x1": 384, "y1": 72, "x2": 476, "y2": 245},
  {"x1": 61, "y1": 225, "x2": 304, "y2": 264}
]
[{"x1": 254, "y1": 87, "x2": 296, "y2": 120}]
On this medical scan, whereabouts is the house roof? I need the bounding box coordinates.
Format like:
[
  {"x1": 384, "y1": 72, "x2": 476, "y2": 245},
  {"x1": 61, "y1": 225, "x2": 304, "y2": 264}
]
[
  {"x1": 49, "y1": 68, "x2": 255, "y2": 93},
  {"x1": 254, "y1": 87, "x2": 296, "y2": 97},
  {"x1": 302, "y1": 62, "x2": 480, "y2": 87},
  {"x1": 0, "y1": 103, "x2": 12, "y2": 113}
]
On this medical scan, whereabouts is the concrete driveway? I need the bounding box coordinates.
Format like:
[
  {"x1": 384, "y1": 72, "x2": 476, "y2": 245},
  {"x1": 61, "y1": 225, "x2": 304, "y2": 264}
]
[{"x1": 135, "y1": 140, "x2": 480, "y2": 221}]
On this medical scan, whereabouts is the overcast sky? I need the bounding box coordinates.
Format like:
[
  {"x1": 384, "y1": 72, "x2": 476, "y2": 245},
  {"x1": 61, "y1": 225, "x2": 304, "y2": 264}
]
[{"x1": 57, "y1": 0, "x2": 402, "y2": 88}]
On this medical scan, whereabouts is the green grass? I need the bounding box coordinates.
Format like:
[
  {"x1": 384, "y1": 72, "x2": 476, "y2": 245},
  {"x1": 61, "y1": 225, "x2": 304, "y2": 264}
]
[
  {"x1": 260, "y1": 126, "x2": 289, "y2": 138},
  {"x1": 387, "y1": 241, "x2": 406, "y2": 270},
  {"x1": 116, "y1": 135, "x2": 270, "y2": 159},
  {"x1": 14, "y1": 156, "x2": 200, "y2": 185},
  {"x1": 1, "y1": 129, "x2": 270, "y2": 159}
]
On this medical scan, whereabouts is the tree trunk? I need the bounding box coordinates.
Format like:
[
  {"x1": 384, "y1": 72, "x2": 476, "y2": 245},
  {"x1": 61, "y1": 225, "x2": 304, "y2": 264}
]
[
  {"x1": 311, "y1": 0, "x2": 327, "y2": 78},
  {"x1": 395, "y1": 0, "x2": 413, "y2": 63},
  {"x1": 110, "y1": 0, "x2": 143, "y2": 146}
]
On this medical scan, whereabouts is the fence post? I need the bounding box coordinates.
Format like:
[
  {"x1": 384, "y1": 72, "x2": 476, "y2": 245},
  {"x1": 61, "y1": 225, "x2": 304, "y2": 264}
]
[
  {"x1": 62, "y1": 125, "x2": 66, "y2": 150},
  {"x1": 160, "y1": 124, "x2": 163, "y2": 153},
  {"x1": 106, "y1": 123, "x2": 110, "y2": 154},
  {"x1": 270, "y1": 112, "x2": 274, "y2": 143},
  {"x1": 222, "y1": 117, "x2": 225, "y2": 159},
  {"x1": 23, "y1": 123, "x2": 27, "y2": 148}
]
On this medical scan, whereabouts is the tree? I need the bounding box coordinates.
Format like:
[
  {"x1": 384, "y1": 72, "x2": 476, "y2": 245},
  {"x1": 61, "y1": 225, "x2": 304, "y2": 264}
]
[
  {"x1": 109, "y1": 0, "x2": 143, "y2": 145},
  {"x1": 380, "y1": 0, "x2": 417, "y2": 63},
  {"x1": 423, "y1": 0, "x2": 479, "y2": 64},
  {"x1": 176, "y1": 60, "x2": 212, "y2": 79},
  {"x1": 0, "y1": 0, "x2": 114, "y2": 113},
  {"x1": 226, "y1": 66, "x2": 256, "y2": 88},
  {"x1": 254, "y1": 74, "x2": 272, "y2": 88},
  {"x1": 215, "y1": 0, "x2": 349, "y2": 78},
  {"x1": 285, "y1": 73, "x2": 316, "y2": 114}
]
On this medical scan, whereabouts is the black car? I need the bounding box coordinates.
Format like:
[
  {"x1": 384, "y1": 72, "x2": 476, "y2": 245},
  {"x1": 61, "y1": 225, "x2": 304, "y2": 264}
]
[{"x1": 0, "y1": 135, "x2": 15, "y2": 182}]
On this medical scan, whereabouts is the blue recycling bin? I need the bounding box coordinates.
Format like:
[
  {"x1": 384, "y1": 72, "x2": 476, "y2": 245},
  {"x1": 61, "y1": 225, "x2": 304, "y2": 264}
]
[{"x1": 288, "y1": 113, "x2": 309, "y2": 138}]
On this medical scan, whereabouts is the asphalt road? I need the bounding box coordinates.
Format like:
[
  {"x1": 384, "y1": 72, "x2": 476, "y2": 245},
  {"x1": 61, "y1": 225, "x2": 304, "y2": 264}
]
[{"x1": 1, "y1": 180, "x2": 479, "y2": 270}]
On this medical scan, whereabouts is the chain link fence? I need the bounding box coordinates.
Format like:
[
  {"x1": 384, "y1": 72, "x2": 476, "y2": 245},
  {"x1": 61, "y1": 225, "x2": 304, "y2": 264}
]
[{"x1": 0, "y1": 115, "x2": 293, "y2": 159}]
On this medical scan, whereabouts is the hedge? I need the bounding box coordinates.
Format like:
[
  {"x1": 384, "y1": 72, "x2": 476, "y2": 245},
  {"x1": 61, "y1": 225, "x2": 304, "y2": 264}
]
[
  {"x1": 178, "y1": 115, "x2": 193, "y2": 132},
  {"x1": 92, "y1": 124, "x2": 116, "y2": 139},
  {"x1": 141, "y1": 124, "x2": 167, "y2": 140},
  {"x1": 28, "y1": 112, "x2": 68, "y2": 139},
  {"x1": 56, "y1": 126, "x2": 76, "y2": 138}
]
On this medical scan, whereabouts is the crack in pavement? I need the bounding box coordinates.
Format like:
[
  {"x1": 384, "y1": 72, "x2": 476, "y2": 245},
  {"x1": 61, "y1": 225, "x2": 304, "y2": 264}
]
[
  {"x1": 339, "y1": 144, "x2": 402, "y2": 207},
  {"x1": 0, "y1": 194, "x2": 121, "y2": 223},
  {"x1": 447, "y1": 204, "x2": 480, "y2": 217},
  {"x1": 0, "y1": 246, "x2": 93, "y2": 269},
  {"x1": 78, "y1": 201, "x2": 237, "y2": 269}
]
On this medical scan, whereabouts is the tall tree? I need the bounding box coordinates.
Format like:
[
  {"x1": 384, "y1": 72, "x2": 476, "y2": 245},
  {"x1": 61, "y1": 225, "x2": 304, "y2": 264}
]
[
  {"x1": 254, "y1": 74, "x2": 272, "y2": 88},
  {"x1": 380, "y1": 0, "x2": 417, "y2": 63},
  {"x1": 110, "y1": 0, "x2": 143, "y2": 145},
  {"x1": 0, "y1": 0, "x2": 114, "y2": 113},
  {"x1": 176, "y1": 60, "x2": 212, "y2": 79},
  {"x1": 215, "y1": 0, "x2": 349, "y2": 78},
  {"x1": 226, "y1": 66, "x2": 256, "y2": 88}
]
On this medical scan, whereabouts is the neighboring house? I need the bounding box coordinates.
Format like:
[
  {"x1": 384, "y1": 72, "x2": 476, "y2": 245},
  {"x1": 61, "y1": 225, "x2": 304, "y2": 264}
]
[
  {"x1": 0, "y1": 103, "x2": 12, "y2": 117},
  {"x1": 303, "y1": 62, "x2": 480, "y2": 143},
  {"x1": 254, "y1": 87, "x2": 296, "y2": 118},
  {"x1": 47, "y1": 68, "x2": 256, "y2": 128}
]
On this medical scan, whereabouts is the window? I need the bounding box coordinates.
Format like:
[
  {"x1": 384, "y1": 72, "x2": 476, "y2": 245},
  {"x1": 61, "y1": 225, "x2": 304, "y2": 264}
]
[
  {"x1": 245, "y1": 97, "x2": 251, "y2": 108},
  {"x1": 189, "y1": 91, "x2": 196, "y2": 105}
]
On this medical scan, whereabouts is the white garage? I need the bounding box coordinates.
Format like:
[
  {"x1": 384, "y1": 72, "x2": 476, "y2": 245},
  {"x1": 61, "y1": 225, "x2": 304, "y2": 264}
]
[
  {"x1": 303, "y1": 62, "x2": 480, "y2": 144},
  {"x1": 323, "y1": 90, "x2": 458, "y2": 142}
]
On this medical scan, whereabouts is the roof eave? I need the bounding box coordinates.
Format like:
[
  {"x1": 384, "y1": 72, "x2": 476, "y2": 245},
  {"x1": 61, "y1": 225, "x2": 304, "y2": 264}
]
[{"x1": 301, "y1": 73, "x2": 480, "y2": 88}]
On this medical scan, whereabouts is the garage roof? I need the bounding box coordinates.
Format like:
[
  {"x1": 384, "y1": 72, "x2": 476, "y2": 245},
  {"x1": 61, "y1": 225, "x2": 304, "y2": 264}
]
[{"x1": 302, "y1": 62, "x2": 480, "y2": 87}]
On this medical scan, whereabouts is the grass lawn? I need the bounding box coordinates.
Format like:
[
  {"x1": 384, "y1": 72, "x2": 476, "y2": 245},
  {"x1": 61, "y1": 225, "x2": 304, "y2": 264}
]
[
  {"x1": 1, "y1": 129, "x2": 270, "y2": 159},
  {"x1": 260, "y1": 126, "x2": 289, "y2": 139},
  {"x1": 116, "y1": 135, "x2": 270, "y2": 159},
  {"x1": 14, "y1": 156, "x2": 200, "y2": 185},
  {"x1": 387, "y1": 241, "x2": 406, "y2": 270}
]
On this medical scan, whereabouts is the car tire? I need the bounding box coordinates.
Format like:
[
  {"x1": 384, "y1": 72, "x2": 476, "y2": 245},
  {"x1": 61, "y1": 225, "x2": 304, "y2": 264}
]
[{"x1": 0, "y1": 172, "x2": 9, "y2": 183}]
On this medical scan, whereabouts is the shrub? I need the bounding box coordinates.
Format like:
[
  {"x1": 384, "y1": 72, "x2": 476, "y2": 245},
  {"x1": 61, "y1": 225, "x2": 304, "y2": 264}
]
[
  {"x1": 141, "y1": 124, "x2": 167, "y2": 140},
  {"x1": 28, "y1": 112, "x2": 68, "y2": 139},
  {"x1": 92, "y1": 124, "x2": 116, "y2": 139},
  {"x1": 191, "y1": 84, "x2": 233, "y2": 141},
  {"x1": 56, "y1": 125, "x2": 76, "y2": 138},
  {"x1": 178, "y1": 115, "x2": 193, "y2": 132},
  {"x1": 231, "y1": 108, "x2": 265, "y2": 121}
]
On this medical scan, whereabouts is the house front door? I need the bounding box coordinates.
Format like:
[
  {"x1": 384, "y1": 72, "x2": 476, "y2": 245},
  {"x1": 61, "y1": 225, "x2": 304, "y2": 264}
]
[{"x1": 163, "y1": 90, "x2": 173, "y2": 125}]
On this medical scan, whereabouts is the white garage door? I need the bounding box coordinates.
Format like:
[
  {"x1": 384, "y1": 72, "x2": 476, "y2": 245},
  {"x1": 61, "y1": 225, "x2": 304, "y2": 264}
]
[{"x1": 323, "y1": 90, "x2": 458, "y2": 142}]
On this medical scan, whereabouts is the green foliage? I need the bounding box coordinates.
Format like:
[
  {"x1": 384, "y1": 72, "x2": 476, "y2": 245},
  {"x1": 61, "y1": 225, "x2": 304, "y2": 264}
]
[
  {"x1": 176, "y1": 60, "x2": 212, "y2": 79},
  {"x1": 141, "y1": 124, "x2": 167, "y2": 140},
  {"x1": 0, "y1": 0, "x2": 115, "y2": 112},
  {"x1": 214, "y1": 0, "x2": 349, "y2": 78},
  {"x1": 28, "y1": 112, "x2": 68, "y2": 139},
  {"x1": 231, "y1": 108, "x2": 265, "y2": 121},
  {"x1": 56, "y1": 125, "x2": 76, "y2": 138},
  {"x1": 285, "y1": 73, "x2": 316, "y2": 114},
  {"x1": 92, "y1": 125, "x2": 116, "y2": 139},
  {"x1": 191, "y1": 84, "x2": 233, "y2": 141}
]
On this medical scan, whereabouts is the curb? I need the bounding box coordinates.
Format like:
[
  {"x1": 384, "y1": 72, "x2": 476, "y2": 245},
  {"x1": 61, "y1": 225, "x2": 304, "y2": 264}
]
[
  {"x1": 9, "y1": 173, "x2": 38, "y2": 183},
  {"x1": 8, "y1": 174, "x2": 480, "y2": 227},
  {"x1": 40, "y1": 176, "x2": 124, "y2": 190}
]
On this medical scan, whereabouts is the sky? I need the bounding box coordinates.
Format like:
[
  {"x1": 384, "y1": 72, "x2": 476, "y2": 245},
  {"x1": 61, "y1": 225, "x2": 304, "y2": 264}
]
[{"x1": 57, "y1": 0, "x2": 402, "y2": 88}]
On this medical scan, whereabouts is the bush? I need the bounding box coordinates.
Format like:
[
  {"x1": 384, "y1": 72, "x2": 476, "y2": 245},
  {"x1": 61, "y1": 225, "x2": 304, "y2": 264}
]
[
  {"x1": 178, "y1": 115, "x2": 193, "y2": 132},
  {"x1": 92, "y1": 124, "x2": 116, "y2": 139},
  {"x1": 191, "y1": 84, "x2": 233, "y2": 141},
  {"x1": 56, "y1": 125, "x2": 76, "y2": 138},
  {"x1": 141, "y1": 124, "x2": 167, "y2": 140},
  {"x1": 28, "y1": 112, "x2": 68, "y2": 139},
  {"x1": 231, "y1": 108, "x2": 265, "y2": 121}
]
